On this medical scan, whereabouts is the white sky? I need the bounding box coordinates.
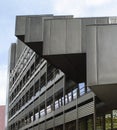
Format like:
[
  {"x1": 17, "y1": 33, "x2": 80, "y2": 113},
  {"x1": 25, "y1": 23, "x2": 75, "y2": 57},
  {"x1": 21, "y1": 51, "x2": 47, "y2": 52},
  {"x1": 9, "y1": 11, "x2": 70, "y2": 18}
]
[{"x1": 0, "y1": 0, "x2": 117, "y2": 105}]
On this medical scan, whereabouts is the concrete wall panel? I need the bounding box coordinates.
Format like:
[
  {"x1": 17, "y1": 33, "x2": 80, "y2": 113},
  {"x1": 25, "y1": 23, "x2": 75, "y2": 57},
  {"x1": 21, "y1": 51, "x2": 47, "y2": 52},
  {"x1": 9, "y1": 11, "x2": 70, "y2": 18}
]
[
  {"x1": 9, "y1": 43, "x2": 16, "y2": 72},
  {"x1": 25, "y1": 15, "x2": 53, "y2": 43},
  {"x1": 54, "y1": 77, "x2": 64, "y2": 93},
  {"x1": 50, "y1": 19, "x2": 66, "y2": 54},
  {"x1": 55, "y1": 115, "x2": 64, "y2": 126},
  {"x1": 25, "y1": 17, "x2": 43, "y2": 42},
  {"x1": 81, "y1": 18, "x2": 96, "y2": 52},
  {"x1": 87, "y1": 24, "x2": 117, "y2": 86},
  {"x1": 46, "y1": 87, "x2": 53, "y2": 99},
  {"x1": 15, "y1": 16, "x2": 26, "y2": 36},
  {"x1": 34, "y1": 125, "x2": 39, "y2": 130},
  {"x1": 43, "y1": 20, "x2": 51, "y2": 55},
  {"x1": 16, "y1": 39, "x2": 26, "y2": 63},
  {"x1": 66, "y1": 19, "x2": 82, "y2": 53},
  {"x1": 86, "y1": 26, "x2": 97, "y2": 86},
  {"x1": 97, "y1": 25, "x2": 117, "y2": 84},
  {"x1": 46, "y1": 118, "x2": 54, "y2": 129},
  {"x1": 65, "y1": 109, "x2": 77, "y2": 123},
  {"x1": 43, "y1": 19, "x2": 82, "y2": 55},
  {"x1": 40, "y1": 122, "x2": 45, "y2": 130},
  {"x1": 54, "y1": 106, "x2": 63, "y2": 115},
  {"x1": 40, "y1": 93, "x2": 45, "y2": 104},
  {"x1": 78, "y1": 101, "x2": 94, "y2": 118}
]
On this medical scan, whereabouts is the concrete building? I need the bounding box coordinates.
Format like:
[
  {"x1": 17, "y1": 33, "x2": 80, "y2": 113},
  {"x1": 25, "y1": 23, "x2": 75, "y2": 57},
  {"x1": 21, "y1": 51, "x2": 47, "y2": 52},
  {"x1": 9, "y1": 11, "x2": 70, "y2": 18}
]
[
  {"x1": 0, "y1": 105, "x2": 5, "y2": 130},
  {"x1": 7, "y1": 15, "x2": 117, "y2": 130}
]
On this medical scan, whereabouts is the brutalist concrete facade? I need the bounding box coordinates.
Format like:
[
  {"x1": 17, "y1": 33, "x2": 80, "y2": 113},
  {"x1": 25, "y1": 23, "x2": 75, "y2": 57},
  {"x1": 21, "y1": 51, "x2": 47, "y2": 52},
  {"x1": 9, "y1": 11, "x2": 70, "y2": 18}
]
[{"x1": 7, "y1": 15, "x2": 117, "y2": 130}]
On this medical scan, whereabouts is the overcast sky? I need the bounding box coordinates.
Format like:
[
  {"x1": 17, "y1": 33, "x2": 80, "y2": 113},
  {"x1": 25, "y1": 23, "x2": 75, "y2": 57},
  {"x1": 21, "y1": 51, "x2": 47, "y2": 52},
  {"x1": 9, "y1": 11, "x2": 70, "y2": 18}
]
[{"x1": 0, "y1": 0, "x2": 117, "y2": 105}]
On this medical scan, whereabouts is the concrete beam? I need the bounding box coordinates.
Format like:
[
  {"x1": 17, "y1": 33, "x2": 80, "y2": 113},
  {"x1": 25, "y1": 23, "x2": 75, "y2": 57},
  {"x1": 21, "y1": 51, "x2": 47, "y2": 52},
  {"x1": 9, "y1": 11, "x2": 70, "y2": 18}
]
[{"x1": 87, "y1": 24, "x2": 117, "y2": 86}]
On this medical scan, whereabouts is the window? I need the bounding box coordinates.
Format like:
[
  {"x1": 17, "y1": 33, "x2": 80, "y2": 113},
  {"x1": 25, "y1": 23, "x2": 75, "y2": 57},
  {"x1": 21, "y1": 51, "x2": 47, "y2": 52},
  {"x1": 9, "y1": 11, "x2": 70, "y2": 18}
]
[
  {"x1": 29, "y1": 112, "x2": 33, "y2": 123},
  {"x1": 55, "y1": 100, "x2": 59, "y2": 109},
  {"x1": 35, "y1": 112, "x2": 39, "y2": 121},
  {"x1": 113, "y1": 110, "x2": 117, "y2": 129},
  {"x1": 47, "y1": 64, "x2": 55, "y2": 82},
  {"x1": 47, "y1": 105, "x2": 52, "y2": 114},
  {"x1": 59, "y1": 98, "x2": 62, "y2": 107},
  {"x1": 22, "y1": 95, "x2": 25, "y2": 106},
  {"x1": 65, "y1": 95, "x2": 68, "y2": 104},
  {"x1": 40, "y1": 73, "x2": 46, "y2": 89},
  {"x1": 20, "y1": 81, "x2": 22, "y2": 89},
  {"x1": 68, "y1": 92, "x2": 72, "y2": 102},
  {"x1": 26, "y1": 91, "x2": 29, "y2": 102},
  {"x1": 87, "y1": 118, "x2": 94, "y2": 130},
  {"x1": 27, "y1": 51, "x2": 31, "y2": 58},
  {"x1": 62, "y1": 97, "x2": 64, "y2": 106},
  {"x1": 96, "y1": 116, "x2": 103, "y2": 130},
  {"x1": 87, "y1": 87, "x2": 91, "y2": 92},
  {"x1": 105, "y1": 114, "x2": 111, "y2": 130},
  {"x1": 23, "y1": 76, "x2": 26, "y2": 85},
  {"x1": 24, "y1": 58, "x2": 27, "y2": 64},
  {"x1": 26, "y1": 70, "x2": 30, "y2": 80},
  {"x1": 18, "y1": 100, "x2": 21, "y2": 110},
  {"x1": 40, "y1": 109, "x2": 45, "y2": 117},
  {"x1": 31, "y1": 115, "x2": 33, "y2": 122},
  {"x1": 30, "y1": 87, "x2": 34, "y2": 99},
  {"x1": 35, "y1": 55, "x2": 41, "y2": 68},
  {"x1": 73, "y1": 88, "x2": 77, "y2": 99},
  {"x1": 31, "y1": 63, "x2": 35, "y2": 75},
  {"x1": 79, "y1": 83, "x2": 85, "y2": 96},
  {"x1": 34, "y1": 80, "x2": 39, "y2": 95}
]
